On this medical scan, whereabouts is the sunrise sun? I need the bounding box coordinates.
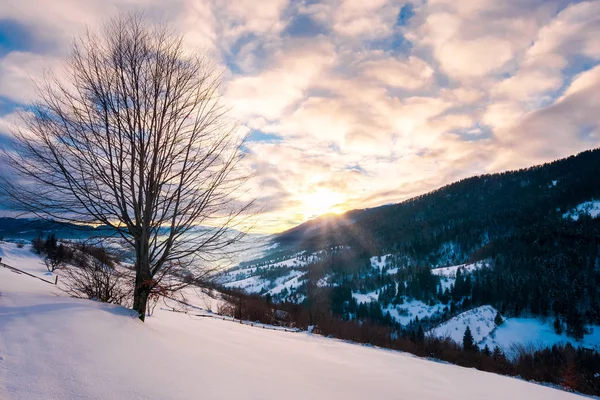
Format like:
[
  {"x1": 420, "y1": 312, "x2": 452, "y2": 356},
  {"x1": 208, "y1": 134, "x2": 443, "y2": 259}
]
[{"x1": 300, "y1": 188, "x2": 346, "y2": 220}]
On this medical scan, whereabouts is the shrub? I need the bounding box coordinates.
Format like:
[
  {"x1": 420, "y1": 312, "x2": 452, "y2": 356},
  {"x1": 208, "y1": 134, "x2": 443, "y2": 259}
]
[{"x1": 60, "y1": 250, "x2": 131, "y2": 305}]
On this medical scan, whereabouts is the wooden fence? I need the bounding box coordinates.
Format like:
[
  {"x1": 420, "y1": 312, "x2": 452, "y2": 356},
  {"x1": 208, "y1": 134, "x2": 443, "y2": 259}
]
[{"x1": 0, "y1": 260, "x2": 58, "y2": 285}]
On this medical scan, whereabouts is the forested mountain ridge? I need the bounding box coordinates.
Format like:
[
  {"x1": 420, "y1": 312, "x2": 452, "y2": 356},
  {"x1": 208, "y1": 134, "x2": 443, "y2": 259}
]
[
  {"x1": 222, "y1": 148, "x2": 600, "y2": 342},
  {"x1": 276, "y1": 148, "x2": 600, "y2": 264}
]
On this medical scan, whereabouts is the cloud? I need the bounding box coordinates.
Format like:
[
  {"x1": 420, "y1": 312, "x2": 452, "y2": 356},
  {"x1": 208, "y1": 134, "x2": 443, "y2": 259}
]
[
  {"x1": 0, "y1": 0, "x2": 599, "y2": 232},
  {"x1": 225, "y1": 38, "x2": 335, "y2": 121},
  {"x1": 362, "y1": 56, "x2": 434, "y2": 90},
  {"x1": 0, "y1": 51, "x2": 63, "y2": 103}
]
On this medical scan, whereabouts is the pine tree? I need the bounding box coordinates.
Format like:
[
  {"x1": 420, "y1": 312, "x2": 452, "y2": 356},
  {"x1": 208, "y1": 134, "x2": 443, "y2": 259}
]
[
  {"x1": 463, "y1": 326, "x2": 475, "y2": 351},
  {"x1": 44, "y1": 233, "x2": 58, "y2": 256},
  {"x1": 494, "y1": 311, "x2": 503, "y2": 326},
  {"x1": 553, "y1": 316, "x2": 563, "y2": 335},
  {"x1": 416, "y1": 325, "x2": 425, "y2": 343},
  {"x1": 32, "y1": 232, "x2": 44, "y2": 254},
  {"x1": 482, "y1": 344, "x2": 491, "y2": 356},
  {"x1": 492, "y1": 346, "x2": 503, "y2": 360}
]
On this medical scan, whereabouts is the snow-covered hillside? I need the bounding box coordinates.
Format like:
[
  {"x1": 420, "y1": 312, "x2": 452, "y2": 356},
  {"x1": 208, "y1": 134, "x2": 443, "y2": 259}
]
[
  {"x1": 428, "y1": 305, "x2": 600, "y2": 356},
  {"x1": 429, "y1": 305, "x2": 499, "y2": 344},
  {"x1": 431, "y1": 260, "x2": 490, "y2": 291},
  {"x1": 482, "y1": 318, "x2": 600, "y2": 357},
  {"x1": 563, "y1": 200, "x2": 600, "y2": 221},
  {"x1": 370, "y1": 254, "x2": 398, "y2": 274},
  {"x1": 0, "y1": 241, "x2": 585, "y2": 399}
]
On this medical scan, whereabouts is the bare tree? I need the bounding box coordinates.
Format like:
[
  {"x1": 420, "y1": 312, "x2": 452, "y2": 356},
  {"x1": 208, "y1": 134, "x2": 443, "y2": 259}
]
[
  {"x1": 61, "y1": 250, "x2": 132, "y2": 305},
  {"x1": 0, "y1": 13, "x2": 253, "y2": 321}
]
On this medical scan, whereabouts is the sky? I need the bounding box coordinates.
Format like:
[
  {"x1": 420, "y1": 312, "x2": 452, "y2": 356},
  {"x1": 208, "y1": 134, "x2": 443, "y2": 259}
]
[{"x1": 0, "y1": 0, "x2": 599, "y2": 233}]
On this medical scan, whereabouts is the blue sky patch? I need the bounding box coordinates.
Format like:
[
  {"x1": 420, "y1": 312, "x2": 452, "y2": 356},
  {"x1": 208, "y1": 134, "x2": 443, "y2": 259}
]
[
  {"x1": 284, "y1": 14, "x2": 328, "y2": 38},
  {"x1": 451, "y1": 123, "x2": 493, "y2": 142},
  {"x1": 246, "y1": 129, "x2": 283, "y2": 143},
  {"x1": 396, "y1": 3, "x2": 415, "y2": 27}
]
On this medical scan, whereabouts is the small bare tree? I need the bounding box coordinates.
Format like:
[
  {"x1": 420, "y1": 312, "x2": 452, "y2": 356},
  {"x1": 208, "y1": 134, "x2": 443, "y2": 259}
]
[
  {"x1": 61, "y1": 253, "x2": 132, "y2": 305},
  {"x1": 44, "y1": 256, "x2": 64, "y2": 273},
  {"x1": 0, "y1": 13, "x2": 253, "y2": 321}
]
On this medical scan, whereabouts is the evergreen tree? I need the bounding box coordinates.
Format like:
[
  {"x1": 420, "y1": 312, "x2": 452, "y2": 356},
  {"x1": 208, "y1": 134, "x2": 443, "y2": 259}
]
[
  {"x1": 492, "y1": 346, "x2": 503, "y2": 360},
  {"x1": 553, "y1": 316, "x2": 563, "y2": 335},
  {"x1": 494, "y1": 311, "x2": 503, "y2": 326},
  {"x1": 482, "y1": 344, "x2": 491, "y2": 356},
  {"x1": 32, "y1": 232, "x2": 44, "y2": 254},
  {"x1": 416, "y1": 325, "x2": 425, "y2": 343},
  {"x1": 44, "y1": 233, "x2": 58, "y2": 256},
  {"x1": 463, "y1": 326, "x2": 475, "y2": 351}
]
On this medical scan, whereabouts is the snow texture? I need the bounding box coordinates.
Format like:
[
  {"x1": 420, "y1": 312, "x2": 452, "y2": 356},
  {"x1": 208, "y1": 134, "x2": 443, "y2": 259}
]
[
  {"x1": 427, "y1": 304, "x2": 600, "y2": 356},
  {"x1": 431, "y1": 260, "x2": 490, "y2": 291},
  {"x1": 386, "y1": 300, "x2": 446, "y2": 326},
  {"x1": 0, "y1": 242, "x2": 588, "y2": 399},
  {"x1": 563, "y1": 200, "x2": 600, "y2": 221},
  {"x1": 429, "y1": 305, "x2": 499, "y2": 344},
  {"x1": 482, "y1": 318, "x2": 600, "y2": 357}
]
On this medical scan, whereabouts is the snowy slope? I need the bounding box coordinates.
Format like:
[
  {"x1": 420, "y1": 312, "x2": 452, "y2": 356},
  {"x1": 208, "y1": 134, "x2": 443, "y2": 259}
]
[
  {"x1": 563, "y1": 200, "x2": 600, "y2": 221},
  {"x1": 482, "y1": 318, "x2": 600, "y2": 356},
  {"x1": 217, "y1": 251, "x2": 320, "y2": 291},
  {"x1": 429, "y1": 305, "x2": 499, "y2": 344},
  {"x1": 431, "y1": 260, "x2": 490, "y2": 291},
  {"x1": 370, "y1": 255, "x2": 400, "y2": 275},
  {"x1": 0, "y1": 242, "x2": 587, "y2": 399},
  {"x1": 266, "y1": 270, "x2": 306, "y2": 295},
  {"x1": 428, "y1": 304, "x2": 600, "y2": 355},
  {"x1": 386, "y1": 300, "x2": 446, "y2": 326}
]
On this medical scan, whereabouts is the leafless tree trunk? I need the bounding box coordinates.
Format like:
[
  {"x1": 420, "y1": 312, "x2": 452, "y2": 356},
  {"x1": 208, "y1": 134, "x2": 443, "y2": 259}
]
[{"x1": 0, "y1": 13, "x2": 253, "y2": 321}]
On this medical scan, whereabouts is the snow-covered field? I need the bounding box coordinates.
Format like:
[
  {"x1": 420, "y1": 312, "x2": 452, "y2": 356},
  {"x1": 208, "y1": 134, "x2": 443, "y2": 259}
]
[
  {"x1": 370, "y1": 255, "x2": 400, "y2": 275},
  {"x1": 429, "y1": 305, "x2": 499, "y2": 344},
  {"x1": 221, "y1": 270, "x2": 307, "y2": 295},
  {"x1": 431, "y1": 260, "x2": 490, "y2": 291},
  {"x1": 0, "y1": 241, "x2": 586, "y2": 399},
  {"x1": 427, "y1": 304, "x2": 600, "y2": 356},
  {"x1": 386, "y1": 300, "x2": 446, "y2": 326},
  {"x1": 352, "y1": 289, "x2": 447, "y2": 326},
  {"x1": 483, "y1": 318, "x2": 600, "y2": 356},
  {"x1": 266, "y1": 270, "x2": 306, "y2": 295},
  {"x1": 352, "y1": 289, "x2": 379, "y2": 304}
]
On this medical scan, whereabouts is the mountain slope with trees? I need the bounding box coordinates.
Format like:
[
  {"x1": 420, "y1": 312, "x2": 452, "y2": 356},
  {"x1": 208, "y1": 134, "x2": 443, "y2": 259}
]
[{"x1": 225, "y1": 148, "x2": 600, "y2": 346}]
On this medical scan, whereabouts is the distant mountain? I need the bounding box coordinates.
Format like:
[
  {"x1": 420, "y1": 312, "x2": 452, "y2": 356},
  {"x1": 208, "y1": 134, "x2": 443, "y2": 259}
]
[{"x1": 0, "y1": 218, "x2": 117, "y2": 241}]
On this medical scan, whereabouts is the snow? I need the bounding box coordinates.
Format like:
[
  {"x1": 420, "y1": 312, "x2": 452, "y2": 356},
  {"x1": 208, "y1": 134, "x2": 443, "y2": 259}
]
[
  {"x1": 427, "y1": 304, "x2": 600, "y2": 356},
  {"x1": 221, "y1": 269, "x2": 306, "y2": 296},
  {"x1": 266, "y1": 270, "x2": 306, "y2": 295},
  {"x1": 352, "y1": 290, "x2": 447, "y2": 326},
  {"x1": 483, "y1": 318, "x2": 600, "y2": 356},
  {"x1": 431, "y1": 260, "x2": 490, "y2": 278},
  {"x1": 370, "y1": 255, "x2": 400, "y2": 275},
  {"x1": 563, "y1": 200, "x2": 600, "y2": 221},
  {"x1": 370, "y1": 254, "x2": 392, "y2": 270},
  {"x1": 352, "y1": 290, "x2": 379, "y2": 304},
  {"x1": 431, "y1": 260, "x2": 490, "y2": 291},
  {"x1": 387, "y1": 300, "x2": 446, "y2": 326},
  {"x1": 429, "y1": 305, "x2": 499, "y2": 344},
  {"x1": 265, "y1": 242, "x2": 280, "y2": 250},
  {"x1": 0, "y1": 241, "x2": 588, "y2": 399},
  {"x1": 222, "y1": 275, "x2": 269, "y2": 293},
  {"x1": 0, "y1": 242, "x2": 49, "y2": 277}
]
